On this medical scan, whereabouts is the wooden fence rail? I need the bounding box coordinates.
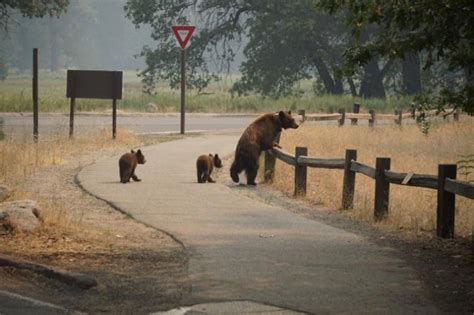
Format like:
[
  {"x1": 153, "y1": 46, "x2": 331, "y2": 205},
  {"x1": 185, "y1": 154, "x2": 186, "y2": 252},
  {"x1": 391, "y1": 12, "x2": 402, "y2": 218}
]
[
  {"x1": 350, "y1": 161, "x2": 375, "y2": 179},
  {"x1": 384, "y1": 171, "x2": 438, "y2": 189},
  {"x1": 298, "y1": 105, "x2": 459, "y2": 125},
  {"x1": 264, "y1": 147, "x2": 474, "y2": 239}
]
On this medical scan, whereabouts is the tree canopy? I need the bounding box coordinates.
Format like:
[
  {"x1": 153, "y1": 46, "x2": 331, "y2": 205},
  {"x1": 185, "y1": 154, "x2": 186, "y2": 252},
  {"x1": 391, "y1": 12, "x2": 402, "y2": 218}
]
[
  {"x1": 319, "y1": 0, "x2": 474, "y2": 113},
  {"x1": 125, "y1": 0, "x2": 472, "y2": 113},
  {"x1": 125, "y1": 0, "x2": 390, "y2": 97}
]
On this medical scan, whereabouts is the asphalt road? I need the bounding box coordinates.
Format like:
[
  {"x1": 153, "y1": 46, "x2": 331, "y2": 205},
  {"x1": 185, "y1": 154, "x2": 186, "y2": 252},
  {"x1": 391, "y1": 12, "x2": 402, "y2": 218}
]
[
  {"x1": 0, "y1": 113, "x2": 256, "y2": 137},
  {"x1": 0, "y1": 290, "x2": 69, "y2": 314},
  {"x1": 77, "y1": 135, "x2": 438, "y2": 314}
]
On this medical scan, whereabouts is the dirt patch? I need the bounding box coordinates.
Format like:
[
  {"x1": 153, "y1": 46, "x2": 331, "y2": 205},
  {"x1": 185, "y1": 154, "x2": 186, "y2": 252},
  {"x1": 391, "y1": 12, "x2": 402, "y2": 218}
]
[{"x1": 0, "y1": 142, "x2": 190, "y2": 313}]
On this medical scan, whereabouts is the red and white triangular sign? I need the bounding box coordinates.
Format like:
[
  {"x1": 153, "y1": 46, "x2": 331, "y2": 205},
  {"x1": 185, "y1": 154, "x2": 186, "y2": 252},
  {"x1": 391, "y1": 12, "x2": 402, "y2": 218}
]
[{"x1": 171, "y1": 25, "x2": 196, "y2": 49}]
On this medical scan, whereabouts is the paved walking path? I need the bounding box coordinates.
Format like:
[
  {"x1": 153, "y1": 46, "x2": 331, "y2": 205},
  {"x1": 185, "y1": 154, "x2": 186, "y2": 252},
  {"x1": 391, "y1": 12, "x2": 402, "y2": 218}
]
[{"x1": 77, "y1": 135, "x2": 437, "y2": 314}]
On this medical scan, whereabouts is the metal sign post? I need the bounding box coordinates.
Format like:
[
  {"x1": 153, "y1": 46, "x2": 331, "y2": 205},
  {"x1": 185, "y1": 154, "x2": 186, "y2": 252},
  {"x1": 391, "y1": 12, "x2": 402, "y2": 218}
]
[
  {"x1": 180, "y1": 48, "x2": 186, "y2": 134},
  {"x1": 172, "y1": 25, "x2": 196, "y2": 134}
]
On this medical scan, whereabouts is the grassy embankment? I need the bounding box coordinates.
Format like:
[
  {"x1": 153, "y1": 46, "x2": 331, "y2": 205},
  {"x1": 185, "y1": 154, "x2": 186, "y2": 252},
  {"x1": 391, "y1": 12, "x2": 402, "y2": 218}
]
[
  {"x1": 0, "y1": 129, "x2": 142, "y2": 237},
  {"x1": 0, "y1": 70, "x2": 413, "y2": 113},
  {"x1": 271, "y1": 118, "x2": 474, "y2": 238}
]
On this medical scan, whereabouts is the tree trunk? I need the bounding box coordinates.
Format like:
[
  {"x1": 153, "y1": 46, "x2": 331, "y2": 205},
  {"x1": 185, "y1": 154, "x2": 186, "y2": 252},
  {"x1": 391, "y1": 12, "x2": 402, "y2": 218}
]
[
  {"x1": 312, "y1": 56, "x2": 343, "y2": 95},
  {"x1": 360, "y1": 56, "x2": 386, "y2": 98},
  {"x1": 464, "y1": 66, "x2": 474, "y2": 115},
  {"x1": 402, "y1": 52, "x2": 422, "y2": 95},
  {"x1": 334, "y1": 76, "x2": 343, "y2": 94},
  {"x1": 347, "y1": 76, "x2": 357, "y2": 97}
]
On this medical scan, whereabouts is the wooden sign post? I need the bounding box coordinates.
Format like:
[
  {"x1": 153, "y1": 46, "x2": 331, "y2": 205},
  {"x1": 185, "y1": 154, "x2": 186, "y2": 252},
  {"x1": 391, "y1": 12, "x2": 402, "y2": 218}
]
[
  {"x1": 172, "y1": 25, "x2": 196, "y2": 134},
  {"x1": 66, "y1": 70, "x2": 122, "y2": 139}
]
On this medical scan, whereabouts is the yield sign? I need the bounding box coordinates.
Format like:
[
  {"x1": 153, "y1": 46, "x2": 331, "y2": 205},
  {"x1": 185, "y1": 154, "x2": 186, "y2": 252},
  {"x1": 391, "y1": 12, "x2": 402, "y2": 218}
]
[{"x1": 171, "y1": 25, "x2": 196, "y2": 49}]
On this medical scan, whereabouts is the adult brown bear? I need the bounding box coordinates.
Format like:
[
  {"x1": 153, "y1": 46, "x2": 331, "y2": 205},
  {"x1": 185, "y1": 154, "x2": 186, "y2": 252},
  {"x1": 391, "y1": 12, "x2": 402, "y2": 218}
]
[
  {"x1": 230, "y1": 111, "x2": 298, "y2": 185},
  {"x1": 119, "y1": 149, "x2": 146, "y2": 183},
  {"x1": 196, "y1": 153, "x2": 222, "y2": 183}
]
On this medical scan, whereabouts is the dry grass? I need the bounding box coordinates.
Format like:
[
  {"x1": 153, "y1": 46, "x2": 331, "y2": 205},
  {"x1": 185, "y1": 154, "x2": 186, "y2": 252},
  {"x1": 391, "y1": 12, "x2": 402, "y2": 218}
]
[
  {"x1": 0, "y1": 128, "x2": 139, "y2": 188},
  {"x1": 272, "y1": 118, "x2": 474, "y2": 238},
  {"x1": 1, "y1": 211, "x2": 117, "y2": 259},
  {"x1": 0, "y1": 128, "x2": 142, "y2": 253}
]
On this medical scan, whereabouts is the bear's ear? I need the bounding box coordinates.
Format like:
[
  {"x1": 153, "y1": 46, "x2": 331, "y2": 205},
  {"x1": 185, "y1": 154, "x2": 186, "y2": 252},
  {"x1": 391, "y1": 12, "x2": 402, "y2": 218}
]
[
  {"x1": 137, "y1": 149, "x2": 142, "y2": 154},
  {"x1": 209, "y1": 153, "x2": 213, "y2": 156},
  {"x1": 131, "y1": 149, "x2": 135, "y2": 154},
  {"x1": 288, "y1": 110, "x2": 292, "y2": 115},
  {"x1": 278, "y1": 111, "x2": 285, "y2": 120},
  {"x1": 215, "y1": 153, "x2": 219, "y2": 158}
]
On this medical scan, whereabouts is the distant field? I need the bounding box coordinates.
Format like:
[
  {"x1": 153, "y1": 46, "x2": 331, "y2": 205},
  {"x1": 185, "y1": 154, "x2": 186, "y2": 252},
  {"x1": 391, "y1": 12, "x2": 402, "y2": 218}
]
[{"x1": 0, "y1": 70, "x2": 414, "y2": 113}]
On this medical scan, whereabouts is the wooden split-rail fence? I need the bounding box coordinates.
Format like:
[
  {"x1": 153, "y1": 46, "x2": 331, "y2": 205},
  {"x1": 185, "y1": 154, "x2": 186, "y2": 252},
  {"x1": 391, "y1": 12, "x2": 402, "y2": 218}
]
[
  {"x1": 297, "y1": 103, "x2": 461, "y2": 126},
  {"x1": 264, "y1": 143, "x2": 474, "y2": 239}
]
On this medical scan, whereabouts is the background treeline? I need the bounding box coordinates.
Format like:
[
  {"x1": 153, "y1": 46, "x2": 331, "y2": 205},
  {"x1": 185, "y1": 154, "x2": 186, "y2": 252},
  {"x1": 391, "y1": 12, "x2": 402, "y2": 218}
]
[
  {"x1": 123, "y1": 0, "x2": 471, "y2": 113},
  {"x1": 1, "y1": 0, "x2": 472, "y2": 114}
]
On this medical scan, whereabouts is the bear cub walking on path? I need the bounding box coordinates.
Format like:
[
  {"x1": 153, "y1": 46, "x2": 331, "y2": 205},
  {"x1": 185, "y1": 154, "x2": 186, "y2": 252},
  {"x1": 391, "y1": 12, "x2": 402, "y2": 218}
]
[
  {"x1": 196, "y1": 154, "x2": 222, "y2": 183},
  {"x1": 230, "y1": 111, "x2": 298, "y2": 185},
  {"x1": 119, "y1": 149, "x2": 146, "y2": 183}
]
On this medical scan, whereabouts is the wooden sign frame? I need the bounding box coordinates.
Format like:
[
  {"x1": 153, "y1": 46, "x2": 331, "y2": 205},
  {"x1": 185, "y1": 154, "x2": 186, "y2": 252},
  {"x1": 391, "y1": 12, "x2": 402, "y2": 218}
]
[{"x1": 66, "y1": 70, "x2": 123, "y2": 138}]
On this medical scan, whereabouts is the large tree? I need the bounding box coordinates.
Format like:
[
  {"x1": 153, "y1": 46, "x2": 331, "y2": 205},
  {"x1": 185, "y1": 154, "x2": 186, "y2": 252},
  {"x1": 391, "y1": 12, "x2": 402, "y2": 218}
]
[
  {"x1": 125, "y1": 1, "x2": 348, "y2": 96},
  {"x1": 231, "y1": 1, "x2": 348, "y2": 97},
  {"x1": 125, "y1": 0, "x2": 227, "y2": 93},
  {"x1": 125, "y1": 0, "x2": 402, "y2": 98},
  {"x1": 320, "y1": 0, "x2": 474, "y2": 113}
]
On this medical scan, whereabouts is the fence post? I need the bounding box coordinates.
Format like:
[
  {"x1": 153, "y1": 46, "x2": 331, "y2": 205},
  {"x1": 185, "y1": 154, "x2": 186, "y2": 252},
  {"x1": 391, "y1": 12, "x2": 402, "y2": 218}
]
[
  {"x1": 264, "y1": 151, "x2": 276, "y2": 183},
  {"x1": 453, "y1": 107, "x2": 460, "y2": 122},
  {"x1": 437, "y1": 164, "x2": 456, "y2": 238},
  {"x1": 298, "y1": 109, "x2": 306, "y2": 122},
  {"x1": 338, "y1": 108, "x2": 345, "y2": 126},
  {"x1": 294, "y1": 147, "x2": 307, "y2": 196},
  {"x1": 264, "y1": 133, "x2": 280, "y2": 183},
  {"x1": 368, "y1": 109, "x2": 376, "y2": 128},
  {"x1": 351, "y1": 103, "x2": 360, "y2": 125},
  {"x1": 342, "y1": 149, "x2": 357, "y2": 209},
  {"x1": 394, "y1": 109, "x2": 402, "y2": 125},
  {"x1": 374, "y1": 157, "x2": 391, "y2": 220}
]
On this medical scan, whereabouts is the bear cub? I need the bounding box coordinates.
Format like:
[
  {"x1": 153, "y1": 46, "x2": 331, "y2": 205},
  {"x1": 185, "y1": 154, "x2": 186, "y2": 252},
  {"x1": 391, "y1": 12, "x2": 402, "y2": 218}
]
[
  {"x1": 230, "y1": 111, "x2": 298, "y2": 185},
  {"x1": 119, "y1": 149, "x2": 146, "y2": 183},
  {"x1": 196, "y1": 153, "x2": 222, "y2": 183}
]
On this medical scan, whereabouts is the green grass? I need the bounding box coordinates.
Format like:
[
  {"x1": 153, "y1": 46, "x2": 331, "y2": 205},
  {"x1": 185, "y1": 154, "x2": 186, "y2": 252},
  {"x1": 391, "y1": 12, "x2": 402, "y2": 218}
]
[{"x1": 0, "y1": 70, "x2": 414, "y2": 113}]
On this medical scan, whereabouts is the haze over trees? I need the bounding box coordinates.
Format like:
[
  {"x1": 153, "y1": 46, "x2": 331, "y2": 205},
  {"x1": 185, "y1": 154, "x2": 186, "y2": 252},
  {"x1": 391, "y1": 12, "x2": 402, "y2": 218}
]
[
  {"x1": 0, "y1": 0, "x2": 69, "y2": 79},
  {"x1": 125, "y1": 0, "x2": 473, "y2": 113},
  {"x1": 318, "y1": 0, "x2": 473, "y2": 113},
  {"x1": 0, "y1": 0, "x2": 471, "y2": 114},
  {"x1": 0, "y1": 0, "x2": 152, "y2": 79}
]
